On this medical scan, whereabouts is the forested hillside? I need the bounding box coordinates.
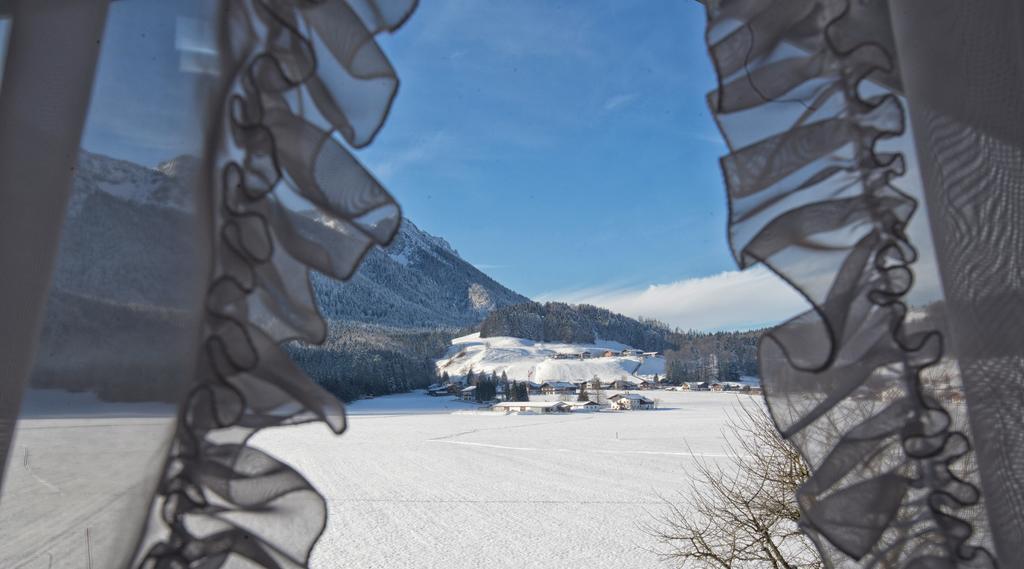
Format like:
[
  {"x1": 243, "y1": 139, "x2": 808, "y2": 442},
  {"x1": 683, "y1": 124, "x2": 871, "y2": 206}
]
[
  {"x1": 480, "y1": 301, "x2": 766, "y2": 383},
  {"x1": 290, "y1": 218, "x2": 529, "y2": 401},
  {"x1": 288, "y1": 323, "x2": 462, "y2": 402},
  {"x1": 479, "y1": 302, "x2": 676, "y2": 351},
  {"x1": 663, "y1": 329, "x2": 762, "y2": 383},
  {"x1": 312, "y1": 218, "x2": 529, "y2": 328}
]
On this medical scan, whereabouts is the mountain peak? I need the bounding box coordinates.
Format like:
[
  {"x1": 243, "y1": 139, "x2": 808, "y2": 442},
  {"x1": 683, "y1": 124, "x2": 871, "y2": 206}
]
[{"x1": 314, "y1": 217, "x2": 528, "y2": 329}]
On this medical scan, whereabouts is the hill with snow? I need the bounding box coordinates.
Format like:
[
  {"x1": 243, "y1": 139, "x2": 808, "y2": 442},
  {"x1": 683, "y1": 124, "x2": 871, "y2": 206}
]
[
  {"x1": 313, "y1": 218, "x2": 529, "y2": 329},
  {"x1": 437, "y1": 333, "x2": 666, "y2": 384}
]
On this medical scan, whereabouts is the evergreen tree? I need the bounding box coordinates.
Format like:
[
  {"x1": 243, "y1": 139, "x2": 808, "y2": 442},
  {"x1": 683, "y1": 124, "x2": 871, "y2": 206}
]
[
  {"x1": 577, "y1": 384, "x2": 589, "y2": 402},
  {"x1": 441, "y1": 370, "x2": 450, "y2": 385},
  {"x1": 466, "y1": 368, "x2": 475, "y2": 386}
]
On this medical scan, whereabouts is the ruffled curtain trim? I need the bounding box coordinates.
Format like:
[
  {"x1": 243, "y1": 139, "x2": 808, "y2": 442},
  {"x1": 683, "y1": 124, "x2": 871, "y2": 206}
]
[
  {"x1": 704, "y1": 1, "x2": 996, "y2": 567},
  {"x1": 138, "y1": 1, "x2": 416, "y2": 567}
]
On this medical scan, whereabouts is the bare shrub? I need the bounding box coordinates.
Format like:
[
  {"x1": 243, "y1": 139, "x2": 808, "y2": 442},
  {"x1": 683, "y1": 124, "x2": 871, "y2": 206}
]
[{"x1": 647, "y1": 401, "x2": 821, "y2": 569}]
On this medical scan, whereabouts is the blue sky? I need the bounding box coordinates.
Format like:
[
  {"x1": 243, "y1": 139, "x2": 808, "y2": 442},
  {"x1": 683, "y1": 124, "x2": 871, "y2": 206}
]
[
  {"x1": 73, "y1": 0, "x2": 942, "y2": 332},
  {"x1": 356, "y1": 1, "x2": 807, "y2": 329}
]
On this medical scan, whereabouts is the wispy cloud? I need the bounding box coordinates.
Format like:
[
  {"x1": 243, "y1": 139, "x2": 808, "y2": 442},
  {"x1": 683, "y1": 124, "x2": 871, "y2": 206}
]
[
  {"x1": 368, "y1": 130, "x2": 455, "y2": 182},
  {"x1": 691, "y1": 130, "x2": 727, "y2": 147},
  {"x1": 541, "y1": 267, "x2": 810, "y2": 332},
  {"x1": 603, "y1": 92, "x2": 638, "y2": 112},
  {"x1": 414, "y1": 1, "x2": 594, "y2": 60}
]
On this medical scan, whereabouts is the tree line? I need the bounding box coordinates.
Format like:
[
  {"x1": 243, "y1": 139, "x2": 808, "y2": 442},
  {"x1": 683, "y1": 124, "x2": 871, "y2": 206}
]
[
  {"x1": 288, "y1": 322, "x2": 461, "y2": 402},
  {"x1": 460, "y1": 369, "x2": 530, "y2": 403}
]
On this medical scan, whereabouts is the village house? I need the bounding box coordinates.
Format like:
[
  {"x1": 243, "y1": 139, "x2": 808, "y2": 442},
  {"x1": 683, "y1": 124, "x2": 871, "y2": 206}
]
[
  {"x1": 609, "y1": 378, "x2": 639, "y2": 391},
  {"x1": 642, "y1": 351, "x2": 660, "y2": 358},
  {"x1": 602, "y1": 350, "x2": 616, "y2": 358},
  {"x1": 540, "y1": 381, "x2": 576, "y2": 395},
  {"x1": 527, "y1": 381, "x2": 543, "y2": 395},
  {"x1": 608, "y1": 393, "x2": 655, "y2": 410},
  {"x1": 621, "y1": 348, "x2": 644, "y2": 357},
  {"x1": 566, "y1": 400, "x2": 603, "y2": 412},
  {"x1": 710, "y1": 383, "x2": 724, "y2": 392},
  {"x1": 459, "y1": 385, "x2": 477, "y2": 401},
  {"x1": 580, "y1": 351, "x2": 593, "y2": 359},
  {"x1": 427, "y1": 384, "x2": 450, "y2": 397},
  {"x1": 492, "y1": 401, "x2": 570, "y2": 414}
]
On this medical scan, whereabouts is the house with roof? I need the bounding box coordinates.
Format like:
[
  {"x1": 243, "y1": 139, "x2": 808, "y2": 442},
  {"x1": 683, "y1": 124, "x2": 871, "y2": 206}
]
[
  {"x1": 566, "y1": 400, "x2": 603, "y2": 412},
  {"x1": 609, "y1": 378, "x2": 640, "y2": 391},
  {"x1": 427, "y1": 385, "x2": 450, "y2": 397},
  {"x1": 608, "y1": 393, "x2": 655, "y2": 410},
  {"x1": 460, "y1": 385, "x2": 477, "y2": 401},
  {"x1": 492, "y1": 401, "x2": 570, "y2": 414},
  {"x1": 540, "y1": 381, "x2": 576, "y2": 395}
]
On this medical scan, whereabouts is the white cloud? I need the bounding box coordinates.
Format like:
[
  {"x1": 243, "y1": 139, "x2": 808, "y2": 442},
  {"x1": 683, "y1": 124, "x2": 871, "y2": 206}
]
[
  {"x1": 602, "y1": 92, "x2": 638, "y2": 112},
  {"x1": 541, "y1": 267, "x2": 810, "y2": 332}
]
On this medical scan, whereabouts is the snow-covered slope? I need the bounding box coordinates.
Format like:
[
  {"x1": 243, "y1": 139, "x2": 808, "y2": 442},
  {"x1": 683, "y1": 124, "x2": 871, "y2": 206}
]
[
  {"x1": 313, "y1": 219, "x2": 530, "y2": 329},
  {"x1": 437, "y1": 333, "x2": 666, "y2": 383}
]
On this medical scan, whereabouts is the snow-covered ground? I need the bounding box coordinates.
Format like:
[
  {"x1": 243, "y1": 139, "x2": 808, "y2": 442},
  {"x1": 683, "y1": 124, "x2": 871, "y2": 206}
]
[
  {"x1": 253, "y1": 390, "x2": 753, "y2": 569},
  {"x1": 437, "y1": 333, "x2": 666, "y2": 383},
  {"x1": 0, "y1": 415, "x2": 176, "y2": 569}
]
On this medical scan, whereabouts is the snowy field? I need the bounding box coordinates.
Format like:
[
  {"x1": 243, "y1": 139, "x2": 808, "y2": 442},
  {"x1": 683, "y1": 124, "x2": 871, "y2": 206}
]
[
  {"x1": 437, "y1": 333, "x2": 666, "y2": 382},
  {"x1": 253, "y1": 390, "x2": 752, "y2": 569}
]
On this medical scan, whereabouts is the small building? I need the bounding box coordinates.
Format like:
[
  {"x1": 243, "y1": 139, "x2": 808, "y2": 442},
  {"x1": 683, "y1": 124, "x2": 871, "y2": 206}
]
[
  {"x1": 636, "y1": 379, "x2": 658, "y2": 390},
  {"x1": 492, "y1": 401, "x2": 570, "y2": 414},
  {"x1": 608, "y1": 393, "x2": 655, "y2": 410},
  {"x1": 602, "y1": 350, "x2": 616, "y2": 358},
  {"x1": 427, "y1": 385, "x2": 450, "y2": 397},
  {"x1": 567, "y1": 400, "x2": 603, "y2": 412},
  {"x1": 710, "y1": 383, "x2": 724, "y2": 392},
  {"x1": 541, "y1": 381, "x2": 576, "y2": 395},
  {"x1": 580, "y1": 351, "x2": 593, "y2": 359},
  {"x1": 609, "y1": 379, "x2": 639, "y2": 391},
  {"x1": 621, "y1": 349, "x2": 644, "y2": 357},
  {"x1": 527, "y1": 381, "x2": 543, "y2": 395},
  {"x1": 460, "y1": 385, "x2": 477, "y2": 401},
  {"x1": 642, "y1": 351, "x2": 660, "y2": 358}
]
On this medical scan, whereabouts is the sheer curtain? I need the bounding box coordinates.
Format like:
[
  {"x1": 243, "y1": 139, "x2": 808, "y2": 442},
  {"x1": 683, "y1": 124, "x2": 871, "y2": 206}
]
[
  {"x1": 0, "y1": 1, "x2": 415, "y2": 568},
  {"x1": 3, "y1": 1, "x2": 1024, "y2": 568},
  {"x1": 705, "y1": 0, "x2": 1024, "y2": 566}
]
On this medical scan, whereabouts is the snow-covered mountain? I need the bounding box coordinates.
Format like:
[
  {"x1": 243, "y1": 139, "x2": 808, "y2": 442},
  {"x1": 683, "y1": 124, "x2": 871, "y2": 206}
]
[
  {"x1": 63, "y1": 150, "x2": 528, "y2": 328},
  {"x1": 313, "y1": 218, "x2": 530, "y2": 329},
  {"x1": 437, "y1": 333, "x2": 666, "y2": 384}
]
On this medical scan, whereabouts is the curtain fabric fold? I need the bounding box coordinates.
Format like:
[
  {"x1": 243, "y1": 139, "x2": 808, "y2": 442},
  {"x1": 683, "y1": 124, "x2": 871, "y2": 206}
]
[
  {"x1": 138, "y1": 1, "x2": 415, "y2": 567},
  {"x1": 705, "y1": 0, "x2": 986, "y2": 567},
  {"x1": 0, "y1": 1, "x2": 415, "y2": 568}
]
